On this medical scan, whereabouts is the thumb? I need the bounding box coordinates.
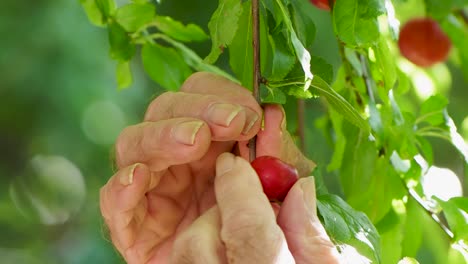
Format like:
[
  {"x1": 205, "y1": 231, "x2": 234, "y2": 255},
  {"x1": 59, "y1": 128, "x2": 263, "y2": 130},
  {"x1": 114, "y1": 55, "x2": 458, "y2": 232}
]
[{"x1": 277, "y1": 177, "x2": 341, "y2": 264}]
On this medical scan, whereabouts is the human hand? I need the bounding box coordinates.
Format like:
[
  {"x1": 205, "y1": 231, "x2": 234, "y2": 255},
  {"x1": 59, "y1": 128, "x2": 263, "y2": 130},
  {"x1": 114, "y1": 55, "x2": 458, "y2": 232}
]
[
  {"x1": 100, "y1": 72, "x2": 316, "y2": 263},
  {"x1": 170, "y1": 152, "x2": 340, "y2": 263}
]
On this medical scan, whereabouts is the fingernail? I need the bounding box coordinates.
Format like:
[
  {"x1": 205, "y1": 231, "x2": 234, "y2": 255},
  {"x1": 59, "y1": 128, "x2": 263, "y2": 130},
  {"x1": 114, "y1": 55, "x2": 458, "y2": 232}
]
[
  {"x1": 173, "y1": 121, "x2": 204, "y2": 145},
  {"x1": 216, "y1": 152, "x2": 235, "y2": 176},
  {"x1": 300, "y1": 177, "x2": 317, "y2": 218},
  {"x1": 280, "y1": 106, "x2": 287, "y2": 131},
  {"x1": 207, "y1": 103, "x2": 243, "y2": 127},
  {"x1": 242, "y1": 112, "x2": 259, "y2": 134},
  {"x1": 120, "y1": 163, "x2": 139, "y2": 186}
]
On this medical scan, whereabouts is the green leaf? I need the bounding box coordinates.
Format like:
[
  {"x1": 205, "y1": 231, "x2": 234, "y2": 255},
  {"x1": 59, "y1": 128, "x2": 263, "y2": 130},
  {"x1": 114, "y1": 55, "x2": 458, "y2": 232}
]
[
  {"x1": 116, "y1": 61, "x2": 132, "y2": 90},
  {"x1": 154, "y1": 16, "x2": 209, "y2": 42},
  {"x1": 435, "y1": 197, "x2": 468, "y2": 241},
  {"x1": 261, "y1": 88, "x2": 287, "y2": 104},
  {"x1": 95, "y1": 0, "x2": 115, "y2": 20},
  {"x1": 398, "y1": 257, "x2": 420, "y2": 264},
  {"x1": 401, "y1": 198, "x2": 424, "y2": 258},
  {"x1": 141, "y1": 43, "x2": 192, "y2": 91},
  {"x1": 426, "y1": 0, "x2": 468, "y2": 20},
  {"x1": 311, "y1": 56, "x2": 334, "y2": 84},
  {"x1": 418, "y1": 94, "x2": 448, "y2": 126},
  {"x1": 344, "y1": 47, "x2": 363, "y2": 76},
  {"x1": 80, "y1": 0, "x2": 106, "y2": 26},
  {"x1": 205, "y1": 0, "x2": 243, "y2": 63},
  {"x1": 275, "y1": 0, "x2": 313, "y2": 90},
  {"x1": 108, "y1": 22, "x2": 136, "y2": 61},
  {"x1": 327, "y1": 109, "x2": 346, "y2": 171},
  {"x1": 311, "y1": 76, "x2": 368, "y2": 130},
  {"x1": 416, "y1": 136, "x2": 433, "y2": 166},
  {"x1": 333, "y1": 0, "x2": 385, "y2": 47},
  {"x1": 115, "y1": 3, "x2": 155, "y2": 32},
  {"x1": 266, "y1": 31, "x2": 296, "y2": 81},
  {"x1": 377, "y1": 208, "x2": 404, "y2": 264},
  {"x1": 317, "y1": 194, "x2": 381, "y2": 263},
  {"x1": 157, "y1": 35, "x2": 238, "y2": 84},
  {"x1": 229, "y1": 1, "x2": 269, "y2": 89},
  {"x1": 445, "y1": 114, "x2": 468, "y2": 164},
  {"x1": 372, "y1": 36, "x2": 397, "y2": 100},
  {"x1": 441, "y1": 15, "x2": 468, "y2": 82},
  {"x1": 289, "y1": 0, "x2": 316, "y2": 48}
]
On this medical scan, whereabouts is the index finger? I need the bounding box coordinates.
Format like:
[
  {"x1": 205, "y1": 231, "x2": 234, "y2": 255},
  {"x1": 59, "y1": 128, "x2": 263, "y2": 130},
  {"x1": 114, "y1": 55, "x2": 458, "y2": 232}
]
[{"x1": 214, "y1": 153, "x2": 295, "y2": 263}]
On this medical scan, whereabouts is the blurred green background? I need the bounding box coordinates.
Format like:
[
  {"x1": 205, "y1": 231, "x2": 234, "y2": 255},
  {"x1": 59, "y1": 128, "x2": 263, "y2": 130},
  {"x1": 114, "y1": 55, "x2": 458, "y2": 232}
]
[{"x1": 0, "y1": 0, "x2": 466, "y2": 263}]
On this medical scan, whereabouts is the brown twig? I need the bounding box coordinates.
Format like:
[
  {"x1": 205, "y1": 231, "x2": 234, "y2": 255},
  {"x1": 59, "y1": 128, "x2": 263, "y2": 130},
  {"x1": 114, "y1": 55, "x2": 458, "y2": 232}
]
[
  {"x1": 403, "y1": 180, "x2": 454, "y2": 240},
  {"x1": 249, "y1": 0, "x2": 261, "y2": 162}
]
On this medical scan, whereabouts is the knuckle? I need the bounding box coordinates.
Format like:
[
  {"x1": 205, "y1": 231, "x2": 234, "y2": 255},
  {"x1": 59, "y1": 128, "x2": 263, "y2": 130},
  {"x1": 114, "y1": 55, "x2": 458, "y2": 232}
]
[
  {"x1": 144, "y1": 91, "x2": 177, "y2": 121},
  {"x1": 172, "y1": 232, "x2": 206, "y2": 264},
  {"x1": 222, "y1": 212, "x2": 283, "y2": 253},
  {"x1": 114, "y1": 126, "x2": 135, "y2": 167},
  {"x1": 180, "y1": 72, "x2": 211, "y2": 92}
]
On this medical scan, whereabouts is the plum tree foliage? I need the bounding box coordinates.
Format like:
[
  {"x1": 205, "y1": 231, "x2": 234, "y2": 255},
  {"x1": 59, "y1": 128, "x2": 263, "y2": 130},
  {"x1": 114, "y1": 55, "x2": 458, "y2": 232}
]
[{"x1": 80, "y1": 0, "x2": 468, "y2": 262}]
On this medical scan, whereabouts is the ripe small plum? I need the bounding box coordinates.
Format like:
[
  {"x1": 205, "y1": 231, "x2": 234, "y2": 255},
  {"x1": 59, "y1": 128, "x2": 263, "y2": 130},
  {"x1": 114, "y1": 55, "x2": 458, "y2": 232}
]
[
  {"x1": 398, "y1": 18, "x2": 452, "y2": 67},
  {"x1": 251, "y1": 156, "x2": 299, "y2": 202},
  {"x1": 310, "y1": 0, "x2": 331, "y2": 11}
]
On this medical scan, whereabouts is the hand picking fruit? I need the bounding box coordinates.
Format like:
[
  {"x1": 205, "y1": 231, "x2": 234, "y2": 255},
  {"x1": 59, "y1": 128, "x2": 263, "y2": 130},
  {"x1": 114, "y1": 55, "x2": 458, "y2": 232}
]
[{"x1": 100, "y1": 72, "x2": 340, "y2": 263}]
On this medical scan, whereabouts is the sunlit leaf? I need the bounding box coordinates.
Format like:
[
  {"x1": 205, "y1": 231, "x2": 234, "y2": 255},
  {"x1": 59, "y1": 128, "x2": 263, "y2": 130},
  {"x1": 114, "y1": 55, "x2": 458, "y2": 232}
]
[
  {"x1": 435, "y1": 197, "x2": 468, "y2": 241},
  {"x1": 115, "y1": 3, "x2": 155, "y2": 32},
  {"x1": 401, "y1": 198, "x2": 424, "y2": 257},
  {"x1": 418, "y1": 94, "x2": 448, "y2": 126},
  {"x1": 317, "y1": 194, "x2": 381, "y2": 263},
  {"x1": 333, "y1": 0, "x2": 385, "y2": 47},
  {"x1": 261, "y1": 88, "x2": 287, "y2": 104},
  {"x1": 141, "y1": 43, "x2": 192, "y2": 90},
  {"x1": 108, "y1": 21, "x2": 136, "y2": 61},
  {"x1": 158, "y1": 35, "x2": 238, "y2": 83},
  {"x1": 290, "y1": 0, "x2": 316, "y2": 48},
  {"x1": 154, "y1": 16, "x2": 209, "y2": 42},
  {"x1": 80, "y1": 0, "x2": 106, "y2": 26},
  {"x1": 311, "y1": 76, "x2": 368, "y2": 130},
  {"x1": 328, "y1": 109, "x2": 346, "y2": 171},
  {"x1": 398, "y1": 257, "x2": 420, "y2": 264},
  {"x1": 205, "y1": 0, "x2": 243, "y2": 63},
  {"x1": 267, "y1": 31, "x2": 296, "y2": 81},
  {"x1": 116, "y1": 61, "x2": 132, "y2": 90},
  {"x1": 275, "y1": 0, "x2": 313, "y2": 90},
  {"x1": 445, "y1": 114, "x2": 468, "y2": 164},
  {"x1": 441, "y1": 15, "x2": 468, "y2": 81},
  {"x1": 95, "y1": 0, "x2": 115, "y2": 20},
  {"x1": 377, "y1": 209, "x2": 404, "y2": 264},
  {"x1": 373, "y1": 36, "x2": 397, "y2": 100}
]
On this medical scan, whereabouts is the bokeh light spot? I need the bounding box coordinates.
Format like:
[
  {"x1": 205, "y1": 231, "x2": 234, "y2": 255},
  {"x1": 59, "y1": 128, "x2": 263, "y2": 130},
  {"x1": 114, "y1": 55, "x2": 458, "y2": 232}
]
[
  {"x1": 422, "y1": 166, "x2": 463, "y2": 201},
  {"x1": 9, "y1": 155, "x2": 86, "y2": 225},
  {"x1": 82, "y1": 100, "x2": 126, "y2": 145}
]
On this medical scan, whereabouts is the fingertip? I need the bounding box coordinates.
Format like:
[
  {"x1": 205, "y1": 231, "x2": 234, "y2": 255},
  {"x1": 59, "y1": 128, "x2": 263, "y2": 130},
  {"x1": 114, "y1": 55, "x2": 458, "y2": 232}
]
[{"x1": 262, "y1": 104, "x2": 286, "y2": 131}]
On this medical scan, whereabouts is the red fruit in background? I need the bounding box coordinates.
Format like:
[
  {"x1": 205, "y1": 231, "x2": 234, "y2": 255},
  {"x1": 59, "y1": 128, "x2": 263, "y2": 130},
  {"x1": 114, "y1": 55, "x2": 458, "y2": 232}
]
[
  {"x1": 398, "y1": 18, "x2": 452, "y2": 67},
  {"x1": 310, "y1": 0, "x2": 331, "y2": 11},
  {"x1": 251, "y1": 156, "x2": 299, "y2": 202}
]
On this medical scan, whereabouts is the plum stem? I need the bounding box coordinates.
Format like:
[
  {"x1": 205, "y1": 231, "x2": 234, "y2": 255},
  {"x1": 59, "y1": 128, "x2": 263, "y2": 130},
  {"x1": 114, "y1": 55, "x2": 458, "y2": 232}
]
[{"x1": 249, "y1": 0, "x2": 261, "y2": 162}]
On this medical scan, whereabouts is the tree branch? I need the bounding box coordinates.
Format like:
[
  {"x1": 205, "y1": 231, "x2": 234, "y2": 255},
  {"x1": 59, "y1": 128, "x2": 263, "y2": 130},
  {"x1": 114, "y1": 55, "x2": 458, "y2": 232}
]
[
  {"x1": 249, "y1": 0, "x2": 261, "y2": 162},
  {"x1": 360, "y1": 52, "x2": 455, "y2": 241},
  {"x1": 404, "y1": 181, "x2": 454, "y2": 240}
]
